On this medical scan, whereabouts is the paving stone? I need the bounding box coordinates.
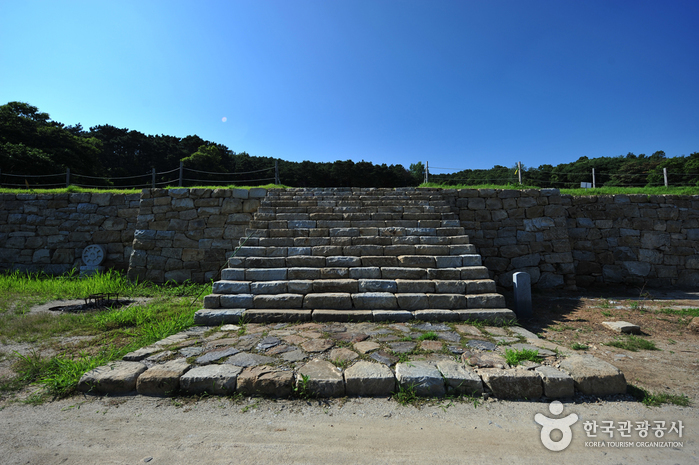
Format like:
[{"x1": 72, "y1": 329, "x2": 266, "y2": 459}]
[
  {"x1": 179, "y1": 365, "x2": 243, "y2": 395},
  {"x1": 413, "y1": 323, "x2": 451, "y2": 332},
  {"x1": 204, "y1": 337, "x2": 239, "y2": 350},
  {"x1": 123, "y1": 346, "x2": 161, "y2": 361},
  {"x1": 282, "y1": 334, "x2": 308, "y2": 346},
  {"x1": 194, "y1": 309, "x2": 245, "y2": 325},
  {"x1": 354, "y1": 341, "x2": 381, "y2": 354},
  {"x1": 78, "y1": 361, "x2": 147, "y2": 394},
  {"x1": 494, "y1": 336, "x2": 519, "y2": 344},
  {"x1": 256, "y1": 336, "x2": 282, "y2": 351},
  {"x1": 436, "y1": 360, "x2": 483, "y2": 396},
  {"x1": 375, "y1": 335, "x2": 400, "y2": 342},
  {"x1": 224, "y1": 352, "x2": 276, "y2": 367},
  {"x1": 154, "y1": 334, "x2": 191, "y2": 347},
  {"x1": 370, "y1": 351, "x2": 399, "y2": 366},
  {"x1": 235, "y1": 336, "x2": 260, "y2": 351},
  {"x1": 436, "y1": 331, "x2": 461, "y2": 342},
  {"x1": 344, "y1": 361, "x2": 396, "y2": 396},
  {"x1": 558, "y1": 355, "x2": 626, "y2": 396},
  {"x1": 301, "y1": 338, "x2": 334, "y2": 353},
  {"x1": 328, "y1": 348, "x2": 359, "y2": 362},
  {"x1": 602, "y1": 321, "x2": 641, "y2": 334},
  {"x1": 298, "y1": 331, "x2": 322, "y2": 339},
  {"x1": 387, "y1": 341, "x2": 417, "y2": 353},
  {"x1": 266, "y1": 344, "x2": 293, "y2": 355},
  {"x1": 465, "y1": 339, "x2": 496, "y2": 351},
  {"x1": 462, "y1": 350, "x2": 506, "y2": 368},
  {"x1": 179, "y1": 346, "x2": 204, "y2": 357},
  {"x1": 331, "y1": 332, "x2": 369, "y2": 343},
  {"x1": 221, "y1": 324, "x2": 241, "y2": 332},
  {"x1": 373, "y1": 310, "x2": 413, "y2": 322},
  {"x1": 395, "y1": 361, "x2": 445, "y2": 397},
  {"x1": 136, "y1": 359, "x2": 191, "y2": 396},
  {"x1": 297, "y1": 360, "x2": 345, "y2": 397},
  {"x1": 196, "y1": 347, "x2": 240, "y2": 365},
  {"x1": 454, "y1": 308, "x2": 516, "y2": 323},
  {"x1": 420, "y1": 340, "x2": 444, "y2": 352},
  {"x1": 479, "y1": 368, "x2": 543, "y2": 399},
  {"x1": 280, "y1": 350, "x2": 307, "y2": 362},
  {"x1": 508, "y1": 326, "x2": 539, "y2": 339},
  {"x1": 448, "y1": 346, "x2": 464, "y2": 354},
  {"x1": 321, "y1": 324, "x2": 347, "y2": 333},
  {"x1": 483, "y1": 326, "x2": 508, "y2": 336},
  {"x1": 236, "y1": 365, "x2": 294, "y2": 397},
  {"x1": 535, "y1": 366, "x2": 575, "y2": 398}
]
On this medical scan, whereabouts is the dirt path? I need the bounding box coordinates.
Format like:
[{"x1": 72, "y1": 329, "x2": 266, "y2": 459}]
[{"x1": 1, "y1": 395, "x2": 696, "y2": 464}]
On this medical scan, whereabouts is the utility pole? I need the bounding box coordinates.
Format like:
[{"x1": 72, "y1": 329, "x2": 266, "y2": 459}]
[
  {"x1": 424, "y1": 161, "x2": 429, "y2": 184},
  {"x1": 592, "y1": 168, "x2": 596, "y2": 188}
]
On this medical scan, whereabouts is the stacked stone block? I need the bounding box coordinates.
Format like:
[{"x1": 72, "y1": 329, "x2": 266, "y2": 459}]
[
  {"x1": 0, "y1": 192, "x2": 139, "y2": 273},
  {"x1": 199, "y1": 188, "x2": 513, "y2": 323},
  {"x1": 127, "y1": 188, "x2": 267, "y2": 283}
]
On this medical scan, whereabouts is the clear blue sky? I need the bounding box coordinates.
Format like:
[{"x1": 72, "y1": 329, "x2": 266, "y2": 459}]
[{"x1": 1, "y1": 0, "x2": 698, "y2": 173}]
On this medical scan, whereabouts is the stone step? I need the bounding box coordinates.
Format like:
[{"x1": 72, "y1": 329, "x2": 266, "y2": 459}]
[
  {"x1": 257, "y1": 205, "x2": 454, "y2": 214},
  {"x1": 253, "y1": 212, "x2": 459, "y2": 222},
  {"x1": 242, "y1": 228, "x2": 467, "y2": 241},
  {"x1": 193, "y1": 307, "x2": 515, "y2": 325},
  {"x1": 248, "y1": 219, "x2": 461, "y2": 230},
  {"x1": 226, "y1": 252, "x2": 481, "y2": 269},
  {"x1": 211, "y1": 278, "x2": 496, "y2": 296},
  {"x1": 220, "y1": 265, "x2": 490, "y2": 281},
  {"x1": 204, "y1": 291, "x2": 506, "y2": 311}
]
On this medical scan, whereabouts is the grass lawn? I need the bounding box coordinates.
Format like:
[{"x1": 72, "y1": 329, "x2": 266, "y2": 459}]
[{"x1": 0, "y1": 270, "x2": 210, "y2": 401}]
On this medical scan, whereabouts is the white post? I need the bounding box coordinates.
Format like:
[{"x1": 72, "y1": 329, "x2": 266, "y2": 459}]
[
  {"x1": 664, "y1": 167, "x2": 668, "y2": 187},
  {"x1": 424, "y1": 161, "x2": 429, "y2": 184},
  {"x1": 592, "y1": 168, "x2": 596, "y2": 188}
]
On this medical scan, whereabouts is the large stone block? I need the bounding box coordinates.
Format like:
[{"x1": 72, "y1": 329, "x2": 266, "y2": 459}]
[
  {"x1": 344, "y1": 361, "x2": 396, "y2": 396},
  {"x1": 436, "y1": 360, "x2": 483, "y2": 395},
  {"x1": 303, "y1": 293, "x2": 353, "y2": 309},
  {"x1": 78, "y1": 361, "x2": 147, "y2": 394},
  {"x1": 352, "y1": 292, "x2": 398, "y2": 309},
  {"x1": 136, "y1": 359, "x2": 191, "y2": 396},
  {"x1": 179, "y1": 365, "x2": 242, "y2": 395},
  {"x1": 297, "y1": 360, "x2": 345, "y2": 397},
  {"x1": 395, "y1": 361, "x2": 445, "y2": 397},
  {"x1": 558, "y1": 355, "x2": 626, "y2": 396},
  {"x1": 534, "y1": 366, "x2": 574, "y2": 398},
  {"x1": 479, "y1": 368, "x2": 543, "y2": 399},
  {"x1": 253, "y1": 294, "x2": 304, "y2": 309},
  {"x1": 236, "y1": 365, "x2": 294, "y2": 397}
]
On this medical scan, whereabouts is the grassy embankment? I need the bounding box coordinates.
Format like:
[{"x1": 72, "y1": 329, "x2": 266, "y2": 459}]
[{"x1": 0, "y1": 270, "x2": 208, "y2": 402}]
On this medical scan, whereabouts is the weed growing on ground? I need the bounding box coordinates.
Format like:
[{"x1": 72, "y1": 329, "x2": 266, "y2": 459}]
[
  {"x1": 293, "y1": 374, "x2": 311, "y2": 399},
  {"x1": 628, "y1": 385, "x2": 691, "y2": 407},
  {"x1": 504, "y1": 348, "x2": 542, "y2": 365},
  {"x1": 571, "y1": 342, "x2": 589, "y2": 350},
  {"x1": 331, "y1": 358, "x2": 349, "y2": 370},
  {"x1": 605, "y1": 335, "x2": 659, "y2": 352},
  {"x1": 393, "y1": 383, "x2": 419, "y2": 406},
  {"x1": 417, "y1": 331, "x2": 438, "y2": 341}
]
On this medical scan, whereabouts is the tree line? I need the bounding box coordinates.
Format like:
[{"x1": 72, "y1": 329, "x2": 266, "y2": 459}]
[{"x1": 2, "y1": 101, "x2": 698, "y2": 189}]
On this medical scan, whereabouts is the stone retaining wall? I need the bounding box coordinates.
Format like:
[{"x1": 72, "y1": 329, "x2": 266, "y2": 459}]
[
  {"x1": 126, "y1": 188, "x2": 266, "y2": 284},
  {"x1": 2, "y1": 188, "x2": 698, "y2": 289},
  {"x1": 0, "y1": 192, "x2": 140, "y2": 273}
]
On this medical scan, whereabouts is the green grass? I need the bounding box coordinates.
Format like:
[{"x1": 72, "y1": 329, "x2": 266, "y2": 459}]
[
  {"x1": 0, "y1": 271, "x2": 207, "y2": 400},
  {"x1": 417, "y1": 331, "x2": 438, "y2": 341},
  {"x1": 504, "y1": 348, "x2": 541, "y2": 365},
  {"x1": 393, "y1": 383, "x2": 419, "y2": 406},
  {"x1": 0, "y1": 184, "x2": 288, "y2": 194},
  {"x1": 604, "y1": 335, "x2": 659, "y2": 352},
  {"x1": 571, "y1": 342, "x2": 589, "y2": 350},
  {"x1": 655, "y1": 307, "x2": 699, "y2": 318},
  {"x1": 419, "y1": 182, "x2": 699, "y2": 196},
  {"x1": 628, "y1": 385, "x2": 691, "y2": 407}
]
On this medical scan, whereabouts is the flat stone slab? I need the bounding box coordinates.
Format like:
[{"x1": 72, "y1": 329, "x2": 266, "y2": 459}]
[
  {"x1": 354, "y1": 341, "x2": 381, "y2": 354},
  {"x1": 301, "y1": 339, "x2": 334, "y2": 353},
  {"x1": 466, "y1": 340, "x2": 497, "y2": 351},
  {"x1": 256, "y1": 336, "x2": 282, "y2": 351},
  {"x1": 179, "y1": 347, "x2": 204, "y2": 357},
  {"x1": 388, "y1": 341, "x2": 416, "y2": 354},
  {"x1": 483, "y1": 326, "x2": 508, "y2": 336},
  {"x1": 225, "y1": 352, "x2": 276, "y2": 367},
  {"x1": 330, "y1": 332, "x2": 369, "y2": 343},
  {"x1": 370, "y1": 351, "x2": 398, "y2": 366},
  {"x1": 245, "y1": 309, "x2": 312, "y2": 323},
  {"x1": 280, "y1": 350, "x2": 307, "y2": 362},
  {"x1": 454, "y1": 325, "x2": 483, "y2": 336},
  {"x1": 534, "y1": 366, "x2": 574, "y2": 399},
  {"x1": 508, "y1": 326, "x2": 539, "y2": 339},
  {"x1": 136, "y1": 359, "x2": 191, "y2": 397},
  {"x1": 344, "y1": 361, "x2": 396, "y2": 396},
  {"x1": 558, "y1": 355, "x2": 626, "y2": 396},
  {"x1": 195, "y1": 347, "x2": 239, "y2": 365},
  {"x1": 194, "y1": 309, "x2": 244, "y2": 325},
  {"x1": 420, "y1": 340, "x2": 443, "y2": 352},
  {"x1": 122, "y1": 346, "x2": 161, "y2": 361},
  {"x1": 493, "y1": 336, "x2": 519, "y2": 344},
  {"x1": 78, "y1": 361, "x2": 147, "y2": 394},
  {"x1": 506, "y1": 343, "x2": 556, "y2": 357},
  {"x1": 479, "y1": 368, "x2": 543, "y2": 399},
  {"x1": 413, "y1": 310, "x2": 458, "y2": 322},
  {"x1": 179, "y1": 365, "x2": 243, "y2": 395},
  {"x1": 237, "y1": 365, "x2": 294, "y2": 397},
  {"x1": 328, "y1": 348, "x2": 359, "y2": 362},
  {"x1": 297, "y1": 360, "x2": 345, "y2": 397},
  {"x1": 436, "y1": 360, "x2": 483, "y2": 396},
  {"x1": 395, "y1": 361, "x2": 445, "y2": 397},
  {"x1": 462, "y1": 351, "x2": 509, "y2": 369},
  {"x1": 312, "y1": 310, "x2": 373, "y2": 322},
  {"x1": 413, "y1": 323, "x2": 451, "y2": 332},
  {"x1": 436, "y1": 331, "x2": 461, "y2": 342},
  {"x1": 602, "y1": 321, "x2": 641, "y2": 334}
]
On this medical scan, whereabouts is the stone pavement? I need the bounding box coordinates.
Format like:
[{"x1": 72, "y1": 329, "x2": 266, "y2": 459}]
[{"x1": 78, "y1": 321, "x2": 626, "y2": 400}]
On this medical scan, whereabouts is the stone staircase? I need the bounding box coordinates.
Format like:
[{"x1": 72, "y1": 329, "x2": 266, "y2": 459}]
[{"x1": 195, "y1": 188, "x2": 515, "y2": 324}]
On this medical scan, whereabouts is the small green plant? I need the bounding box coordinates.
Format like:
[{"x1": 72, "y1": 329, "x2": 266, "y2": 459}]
[
  {"x1": 629, "y1": 301, "x2": 640, "y2": 310},
  {"x1": 571, "y1": 342, "x2": 589, "y2": 350},
  {"x1": 668, "y1": 339, "x2": 677, "y2": 345},
  {"x1": 293, "y1": 374, "x2": 312, "y2": 399},
  {"x1": 598, "y1": 299, "x2": 612, "y2": 309},
  {"x1": 393, "y1": 383, "x2": 419, "y2": 406},
  {"x1": 628, "y1": 385, "x2": 691, "y2": 407},
  {"x1": 417, "y1": 331, "x2": 438, "y2": 341},
  {"x1": 241, "y1": 401, "x2": 260, "y2": 413},
  {"x1": 504, "y1": 348, "x2": 541, "y2": 365},
  {"x1": 601, "y1": 311, "x2": 612, "y2": 317},
  {"x1": 331, "y1": 358, "x2": 349, "y2": 370},
  {"x1": 605, "y1": 335, "x2": 659, "y2": 352}
]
